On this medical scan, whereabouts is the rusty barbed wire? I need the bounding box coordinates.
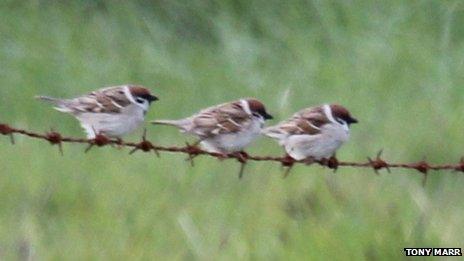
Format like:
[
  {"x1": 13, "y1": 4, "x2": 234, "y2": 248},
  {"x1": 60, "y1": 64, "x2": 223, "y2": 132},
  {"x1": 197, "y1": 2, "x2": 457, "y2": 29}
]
[{"x1": 1, "y1": 123, "x2": 464, "y2": 183}]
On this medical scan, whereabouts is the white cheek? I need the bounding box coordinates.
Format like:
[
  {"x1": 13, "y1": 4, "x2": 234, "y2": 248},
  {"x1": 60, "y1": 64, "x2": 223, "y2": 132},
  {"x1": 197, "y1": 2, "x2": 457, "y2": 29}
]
[
  {"x1": 341, "y1": 121, "x2": 349, "y2": 132},
  {"x1": 142, "y1": 101, "x2": 149, "y2": 111},
  {"x1": 342, "y1": 123, "x2": 349, "y2": 132},
  {"x1": 254, "y1": 115, "x2": 265, "y2": 126},
  {"x1": 134, "y1": 100, "x2": 149, "y2": 113}
]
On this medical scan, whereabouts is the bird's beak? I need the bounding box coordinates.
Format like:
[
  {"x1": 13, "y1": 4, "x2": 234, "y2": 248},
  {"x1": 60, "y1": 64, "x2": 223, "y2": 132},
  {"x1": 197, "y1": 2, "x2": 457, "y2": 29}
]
[
  {"x1": 263, "y1": 112, "x2": 273, "y2": 120},
  {"x1": 148, "y1": 95, "x2": 159, "y2": 103},
  {"x1": 348, "y1": 117, "x2": 358, "y2": 124}
]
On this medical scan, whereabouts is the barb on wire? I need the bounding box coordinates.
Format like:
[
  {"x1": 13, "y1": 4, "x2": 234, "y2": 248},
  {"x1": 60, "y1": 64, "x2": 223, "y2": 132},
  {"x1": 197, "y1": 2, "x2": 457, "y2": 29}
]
[
  {"x1": 1, "y1": 123, "x2": 464, "y2": 183},
  {"x1": 129, "y1": 128, "x2": 159, "y2": 157},
  {"x1": 281, "y1": 155, "x2": 296, "y2": 178},
  {"x1": 367, "y1": 149, "x2": 390, "y2": 174},
  {"x1": 45, "y1": 128, "x2": 63, "y2": 155},
  {"x1": 0, "y1": 123, "x2": 15, "y2": 144}
]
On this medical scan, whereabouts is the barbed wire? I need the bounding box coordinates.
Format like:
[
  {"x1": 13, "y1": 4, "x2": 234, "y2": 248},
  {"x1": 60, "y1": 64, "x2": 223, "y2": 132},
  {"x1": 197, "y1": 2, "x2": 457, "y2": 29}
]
[{"x1": 1, "y1": 123, "x2": 463, "y2": 184}]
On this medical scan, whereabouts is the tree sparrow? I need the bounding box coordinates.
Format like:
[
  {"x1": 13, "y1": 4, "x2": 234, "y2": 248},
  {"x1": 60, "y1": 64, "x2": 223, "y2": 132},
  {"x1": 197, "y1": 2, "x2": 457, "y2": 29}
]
[
  {"x1": 36, "y1": 84, "x2": 158, "y2": 138},
  {"x1": 151, "y1": 98, "x2": 273, "y2": 154},
  {"x1": 262, "y1": 104, "x2": 358, "y2": 161}
]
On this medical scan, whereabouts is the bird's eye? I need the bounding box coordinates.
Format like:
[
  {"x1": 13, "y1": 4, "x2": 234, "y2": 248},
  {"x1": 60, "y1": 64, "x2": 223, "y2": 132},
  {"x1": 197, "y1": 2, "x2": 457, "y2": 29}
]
[
  {"x1": 252, "y1": 113, "x2": 260, "y2": 118},
  {"x1": 136, "y1": 98, "x2": 145, "y2": 104},
  {"x1": 336, "y1": 118, "x2": 346, "y2": 125}
]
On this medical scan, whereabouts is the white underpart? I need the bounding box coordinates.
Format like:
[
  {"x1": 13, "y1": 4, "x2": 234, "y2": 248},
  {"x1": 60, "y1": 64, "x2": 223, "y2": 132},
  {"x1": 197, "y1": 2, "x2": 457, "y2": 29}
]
[
  {"x1": 77, "y1": 103, "x2": 146, "y2": 138},
  {"x1": 199, "y1": 99, "x2": 262, "y2": 153},
  {"x1": 200, "y1": 115, "x2": 264, "y2": 154},
  {"x1": 283, "y1": 122, "x2": 350, "y2": 160}
]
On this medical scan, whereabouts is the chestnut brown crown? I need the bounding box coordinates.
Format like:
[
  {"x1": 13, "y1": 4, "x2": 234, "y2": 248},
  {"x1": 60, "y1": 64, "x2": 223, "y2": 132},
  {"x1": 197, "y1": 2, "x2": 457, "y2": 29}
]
[
  {"x1": 129, "y1": 85, "x2": 158, "y2": 103},
  {"x1": 330, "y1": 104, "x2": 358, "y2": 124},
  {"x1": 246, "y1": 98, "x2": 273, "y2": 120}
]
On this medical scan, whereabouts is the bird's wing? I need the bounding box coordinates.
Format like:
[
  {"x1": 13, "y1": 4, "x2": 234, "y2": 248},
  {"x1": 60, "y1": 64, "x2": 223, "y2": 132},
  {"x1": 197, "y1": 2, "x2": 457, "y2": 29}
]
[
  {"x1": 69, "y1": 86, "x2": 132, "y2": 114},
  {"x1": 265, "y1": 106, "x2": 329, "y2": 137},
  {"x1": 191, "y1": 100, "x2": 252, "y2": 137}
]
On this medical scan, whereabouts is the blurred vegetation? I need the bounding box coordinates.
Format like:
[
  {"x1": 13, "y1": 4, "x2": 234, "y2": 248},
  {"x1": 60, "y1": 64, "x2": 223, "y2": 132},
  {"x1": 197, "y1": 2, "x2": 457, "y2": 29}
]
[{"x1": 1, "y1": 0, "x2": 464, "y2": 259}]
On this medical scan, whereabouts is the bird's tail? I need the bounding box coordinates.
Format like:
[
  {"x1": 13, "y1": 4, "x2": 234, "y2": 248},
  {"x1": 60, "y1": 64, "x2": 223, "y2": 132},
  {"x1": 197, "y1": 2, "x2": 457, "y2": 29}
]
[
  {"x1": 35, "y1": 95, "x2": 61, "y2": 105},
  {"x1": 262, "y1": 127, "x2": 289, "y2": 146},
  {"x1": 261, "y1": 127, "x2": 287, "y2": 140},
  {"x1": 151, "y1": 119, "x2": 190, "y2": 130},
  {"x1": 35, "y1": 95, "x2": 71, "y2": 113}
]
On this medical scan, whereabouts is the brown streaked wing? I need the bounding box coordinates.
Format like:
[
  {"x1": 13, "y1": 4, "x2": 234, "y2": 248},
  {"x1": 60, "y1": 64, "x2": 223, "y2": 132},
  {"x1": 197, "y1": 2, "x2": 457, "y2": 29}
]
[
  {"x1": 292, "y1": 106, "x2": 329, "y2": 127},
  {"x1": 72, "y1": 86, "x2": 132, "y2": 114},
  {"x1": 276, "y1": 118, "x2": 320, "y2": 135},
  {"x1": 192, "y1": 101, "x2": 251, "y2": 136},
  {"x1": 277, "y1": 106, "x2": 330, "y2": 135},
  {"x1": 99, "y1": 86, "x2": 132, "y2": 107}
]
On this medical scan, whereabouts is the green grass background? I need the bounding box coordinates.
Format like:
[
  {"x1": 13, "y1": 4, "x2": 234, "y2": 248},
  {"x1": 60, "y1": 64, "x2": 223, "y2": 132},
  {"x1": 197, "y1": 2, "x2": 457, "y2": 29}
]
[{"x1": 1, "y1": 0, "x2": 464, "y2": 259}]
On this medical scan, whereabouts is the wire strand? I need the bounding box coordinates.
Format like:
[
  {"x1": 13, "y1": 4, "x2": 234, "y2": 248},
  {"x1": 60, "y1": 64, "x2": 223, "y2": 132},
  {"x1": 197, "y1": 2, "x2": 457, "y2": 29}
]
[{"x1": 1, "y1": 123, "x2": 464, "y2": 182}]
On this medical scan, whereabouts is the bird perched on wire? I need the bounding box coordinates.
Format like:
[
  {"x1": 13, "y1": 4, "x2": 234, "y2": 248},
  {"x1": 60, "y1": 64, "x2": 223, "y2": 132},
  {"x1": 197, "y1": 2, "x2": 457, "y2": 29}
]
[
  {"x1": 151, "y1": 98, "x2": 273, "y2": 155},
  {"x1": 36, "y1": 84, "x2": 158, "y2": 139},
  {"x1": 262, "y1": 104, "x2": 357, "y2": 161}
]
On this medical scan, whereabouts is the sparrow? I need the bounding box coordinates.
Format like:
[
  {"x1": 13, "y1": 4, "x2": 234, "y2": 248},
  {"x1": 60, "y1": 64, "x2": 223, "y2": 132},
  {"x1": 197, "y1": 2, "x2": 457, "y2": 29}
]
[
  {"x1": 262, "y1": 104, "x2": 358, "y2": 161},
  {"x1": 36, "y1": 84, "x2": 158, "y2": 139},
  {"x1": 151, "y1": 98, "x2": 273, "y2": 154}
]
